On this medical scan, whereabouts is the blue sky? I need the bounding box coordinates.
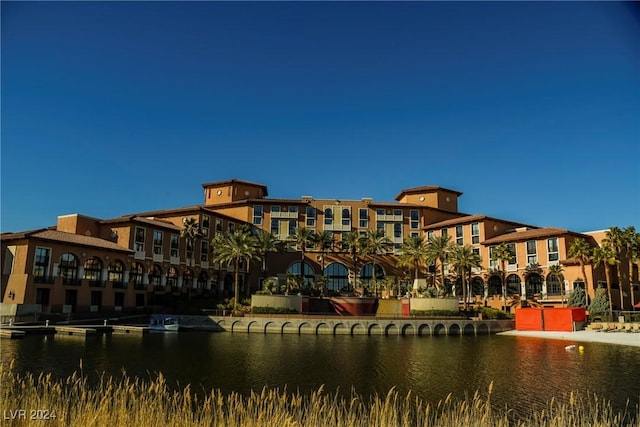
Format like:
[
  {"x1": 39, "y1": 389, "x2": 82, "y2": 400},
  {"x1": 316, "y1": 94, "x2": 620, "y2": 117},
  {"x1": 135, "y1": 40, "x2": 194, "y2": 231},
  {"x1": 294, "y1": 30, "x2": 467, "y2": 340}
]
[{"x1": 2, "y1": 1, "x2": 639, "y2": 234}]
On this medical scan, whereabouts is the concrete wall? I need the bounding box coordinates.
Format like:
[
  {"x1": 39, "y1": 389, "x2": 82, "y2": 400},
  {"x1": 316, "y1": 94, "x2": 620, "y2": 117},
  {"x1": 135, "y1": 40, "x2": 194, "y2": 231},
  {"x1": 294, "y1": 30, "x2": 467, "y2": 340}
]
[
  {"x1": 410, "y1": 297, "x2": 459, "y2": 312},
  {"x1": 251, "y1": 294, "x2": 302, "y2": 311}
]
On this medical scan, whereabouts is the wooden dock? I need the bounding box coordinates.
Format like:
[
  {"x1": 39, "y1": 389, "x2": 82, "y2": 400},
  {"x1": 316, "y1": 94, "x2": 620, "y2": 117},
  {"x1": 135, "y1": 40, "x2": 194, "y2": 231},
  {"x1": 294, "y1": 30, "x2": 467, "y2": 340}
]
[
  {"x1": 111, "y1": 325, "x2": 149, "y2": 334},
  {"x1": 0, "y1": 329, "x2": 26, "y2": 339},
  {"x1": 54, "y1": 326, "x2": 96, "y2": 336}
]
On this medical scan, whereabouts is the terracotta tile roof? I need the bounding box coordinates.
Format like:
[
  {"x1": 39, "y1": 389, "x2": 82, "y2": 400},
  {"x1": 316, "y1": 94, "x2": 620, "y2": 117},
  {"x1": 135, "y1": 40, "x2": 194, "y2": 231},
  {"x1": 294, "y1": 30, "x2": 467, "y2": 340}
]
[
  {"x1": 29, "y1": 230, "x2": 132, "y2": 252},
  {"x1": 482, "y1": 228, "x2": 585, "y2": 245},
  {"x1": 424, "y1": 215, "x2": 536, "y2": 230},
  {"x1": 102, "y1": 205, "x2": 248, "y2": 225},
  {"x1": 395, "y1": 185, "x2": 463, "y2": 200}
]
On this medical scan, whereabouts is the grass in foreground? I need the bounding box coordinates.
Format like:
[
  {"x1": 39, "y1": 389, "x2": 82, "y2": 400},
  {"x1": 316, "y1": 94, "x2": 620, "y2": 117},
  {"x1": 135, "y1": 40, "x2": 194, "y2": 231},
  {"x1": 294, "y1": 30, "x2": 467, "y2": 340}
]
[{"x1": 1, "y1": 362, "x2": 638, "y2": 427}]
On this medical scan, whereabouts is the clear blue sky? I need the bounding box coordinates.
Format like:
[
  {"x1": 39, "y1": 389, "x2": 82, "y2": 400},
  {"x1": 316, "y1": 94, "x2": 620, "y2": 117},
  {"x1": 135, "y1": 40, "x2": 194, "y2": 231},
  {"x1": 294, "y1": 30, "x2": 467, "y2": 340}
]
[{"x1": 2, "y1": 1, "x2": 639, "y2": 234}]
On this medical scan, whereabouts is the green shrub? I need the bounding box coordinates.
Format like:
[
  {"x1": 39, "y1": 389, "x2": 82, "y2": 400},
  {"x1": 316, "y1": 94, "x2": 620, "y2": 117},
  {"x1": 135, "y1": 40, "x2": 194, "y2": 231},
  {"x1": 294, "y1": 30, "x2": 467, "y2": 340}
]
[
  {"x1": 251, "y1": 306, "x2": 299, "y2": 314},
  {"x1": 589, "y1": 287, "x2": 609, "y2": 315},
  {"x1": 410, "y1": 309, "x2": 460, "y2": 317},
  {"x1": 480, "y1": 307, "x2": 513, "y2": 319}
]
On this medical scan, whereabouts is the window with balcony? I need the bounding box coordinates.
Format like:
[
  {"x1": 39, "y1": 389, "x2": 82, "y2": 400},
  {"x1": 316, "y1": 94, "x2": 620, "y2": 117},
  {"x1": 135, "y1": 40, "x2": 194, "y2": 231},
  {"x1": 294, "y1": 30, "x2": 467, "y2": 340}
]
[
  {"x1": 134, "y1": 227, "x2": 145, "y2": 252},
  {"x1": 324, "y1": 208, "x2": 333, "y2": 225},
  {"x1": 59, "y1": 253, "x2": 79, "y2": 285},
  {"x1": 130, "y1": 262, "x2": 144, "y2": 287},
  {"x1": 108, "y1": 261, "x2": 124, "y2": 285},
  {"x1": 153, "y1": 230, "x2": 163, "y2": 255},
  {"x1": 84, "y1": 257, "x2": 103, "y2": 285},
  {"x1": 149, "y1": 265, "x2": 162, "y2": 287},
  {"x1": 394, "y1": 223, "x2": 402, "y2": 239},
  {"x1": 288, "y1": 220, "x2": 297, "y2": 236},
  {"x1": 341, "y1": 208, "x2": 351, "y2": 227},
  {"x1": 167, "y1": 267, "x2": 178, "y2": 289},
  {"x1": 507, "y1": 243, "x2": 517, "y2": 268}
]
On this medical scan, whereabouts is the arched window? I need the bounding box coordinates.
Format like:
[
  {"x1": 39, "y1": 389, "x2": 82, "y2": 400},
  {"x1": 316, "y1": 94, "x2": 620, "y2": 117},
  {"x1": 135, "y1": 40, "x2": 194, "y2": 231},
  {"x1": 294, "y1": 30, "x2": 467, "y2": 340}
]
[
  {"x1": 359, "y1": 262, "x2": 384, "y2": 284},
  {"x1": 167, "y1": 267, "x2": 178, "y2": 289},
  {"x1": 59, "y1": 253, "x2": 79, "y2": 284},
  {"x1": 108, "y1": 261, "x2": 124, "y2": 285},
  {"x1": 84, "y1": 257, "x2": 103, "y2": 285},
  {"x1": 507, "y1": 274, "x2": 521, "y2": 295},
  {"x1": 488, "y1": 275, "x2": 502, "y2": 296},
  {"x1": 149, "y1": 265, "x2": 162, "y2": 287},
  {"x1": 287, "y1": 261, "x2": 315, "y2": 286},
  {"x1": 324, "y1": 262, "x2": 349, "y2": 291},
  {"x1": 526, "y1": 273, "x2": 543, "y2": 297},
  {"x1": 546, "y1": 273, "x2": 562, "y2": 295},
  {"x1": 130, "y1": 262, "x2": 144, "y2": 287},
  {"x1": 324, "y1": 208, "x2": 333, "y2": 225},
  {"x1": 471, "y1": 276, "x2": 484, "y2": 296}
]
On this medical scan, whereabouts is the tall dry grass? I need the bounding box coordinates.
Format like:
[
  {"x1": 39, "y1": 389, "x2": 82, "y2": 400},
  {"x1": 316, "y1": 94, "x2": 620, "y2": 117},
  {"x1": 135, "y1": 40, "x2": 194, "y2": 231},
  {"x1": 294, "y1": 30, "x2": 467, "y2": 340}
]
[{"x1": 1, "y1": 361, "x2": 637, "y2": 427}]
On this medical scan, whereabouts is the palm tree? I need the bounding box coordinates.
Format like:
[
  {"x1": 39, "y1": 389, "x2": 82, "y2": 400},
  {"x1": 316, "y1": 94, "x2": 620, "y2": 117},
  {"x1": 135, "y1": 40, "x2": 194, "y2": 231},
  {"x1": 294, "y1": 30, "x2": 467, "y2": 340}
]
[
  {"x1": 449, "y1": 244, "x2": 482, "y2": 310},
  {"x1": 491, "y1": 242, "x2": 514, "y2": 311},
  {"x1": 548, "y1": 264, "x2": 565, "y2": 307},
  {"x1": 625, "y1": 227, "x2": 640, "y2": 311},
  {"x1": 313, "y1": 230, "x2": 335, "y2": 277},
  {"x1": 342, "y1": 231, "x2": 365, "y2": 292},
  {"x1": 211, "y1": 230, "x2": 259, "y2": 312},
  {"x1": 397, "y1": 235, "x2": 429, "y2": 296},
  {"x1": 426, "y1": 235, "x2": 452, "y2": 291},
  {"x1": 181, "y1": 217, "x2": 201, "y2": 299},
  {"x1": 360, "y1": 229, "x2": 393, "y2": 297},
  {"x1": 568, "y1": 238, "x2": 593, "y2": 307},
  {"x1": 255, "y1": 230, "x2": 285, "y2": 282},
  {"x1": 290, "y1": 227, "x2": 316, "y2": 288},
  {"x1": 592, "y1": 242, "x2": 618, "y2": 319},
  {"x1": 604, "y1": 226, "x2": 626, "y2": 310}
]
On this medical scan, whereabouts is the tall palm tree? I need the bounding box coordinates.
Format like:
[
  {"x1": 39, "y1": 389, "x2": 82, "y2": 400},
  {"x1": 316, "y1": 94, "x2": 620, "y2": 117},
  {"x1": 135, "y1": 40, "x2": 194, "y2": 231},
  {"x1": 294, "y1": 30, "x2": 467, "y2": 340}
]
[
  {"x1": 211, "y1": 230, "x2": 259, "y2": 312},
  {"x1": 449, "y1": 244, "x2": 482, "y2": 310},
  {"x1": 255, "y1": 230, "x2": 285, "y2": 281},
  {"x1": 290, "y1": 227, "x2": 316, "y2": 287},
  {"x1": 568, "y1": 238, "x2": 593, "y2": 307},
  {"x1": 625, "y1": 227, "x2": 640, "y2": 311},
  {"x1": 313, "y1": 230, "x2": 335, "y2": 277},
  {"x1": 427, "y1": 235, "x2": 452, "y2": 292},
  {"x1": 361, "y1": 229, "x2": 393, "y2": 297},
  {"x1": 491, "y1": 242, "x2": 514, "y2": 310},
  {"x1": 181, "y1": 217, "x2": 201, "y2": 299},
  {"x1": 592, "y1": 242, "x2": 618, "y2": 318},
  {"x1": 604, "y1": 226, "x2": 626, "y2": 310},
  {"x1": 548, "y1": 263, "x2": 565, "y2": 307},
  {"x1": 397, "y1": 235, "x2": 429, "y2": 295},
  {"x1": 342, "y1": 231, "x2": 365, "y2": 292}
]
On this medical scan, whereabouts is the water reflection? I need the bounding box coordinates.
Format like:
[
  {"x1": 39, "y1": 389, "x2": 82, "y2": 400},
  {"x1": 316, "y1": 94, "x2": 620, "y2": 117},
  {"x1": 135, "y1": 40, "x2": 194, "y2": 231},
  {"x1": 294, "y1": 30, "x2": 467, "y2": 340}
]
[{"x1": 2, "y1": 332, "x2": 639, "y2": 417}]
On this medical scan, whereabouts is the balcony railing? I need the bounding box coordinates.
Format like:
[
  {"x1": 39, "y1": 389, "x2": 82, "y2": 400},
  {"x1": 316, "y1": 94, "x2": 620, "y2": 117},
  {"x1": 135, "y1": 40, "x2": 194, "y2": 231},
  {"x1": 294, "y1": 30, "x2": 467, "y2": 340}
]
[
  {"x1": 133, "y1": 282, "x2": 146, "y2": 290},
  {"x1": 62, "y1": 277, "x2": 82, "y2": 286},
  {"x1": 88, "y1": 280, "x2": 105, "y2": 287},
  {"x1": 34, "y1": 275, "x2": 55, "y2": 284},
  {"x1": 111, "y1": 281, "x2": 127, "y2": 289}
]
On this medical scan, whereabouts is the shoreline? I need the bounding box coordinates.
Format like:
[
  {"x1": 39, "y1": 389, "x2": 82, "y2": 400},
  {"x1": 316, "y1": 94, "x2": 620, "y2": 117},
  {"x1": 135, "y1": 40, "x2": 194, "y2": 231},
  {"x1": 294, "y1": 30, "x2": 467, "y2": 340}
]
[{"x1": 498, "y1": 329, "x2": 640, "y2": 347}]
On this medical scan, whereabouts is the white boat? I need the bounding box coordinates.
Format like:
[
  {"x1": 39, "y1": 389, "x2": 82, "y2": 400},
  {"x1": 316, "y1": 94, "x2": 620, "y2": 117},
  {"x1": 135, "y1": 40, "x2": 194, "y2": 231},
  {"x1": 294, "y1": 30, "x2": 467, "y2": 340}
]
[{"x1": 149, "y1": 315, "x2": 179, "y2": 332}]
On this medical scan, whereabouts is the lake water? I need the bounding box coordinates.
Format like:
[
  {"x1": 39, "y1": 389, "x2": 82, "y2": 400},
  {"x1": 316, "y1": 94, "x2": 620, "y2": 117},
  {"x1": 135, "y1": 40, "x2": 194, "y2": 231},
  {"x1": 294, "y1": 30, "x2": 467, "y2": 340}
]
[{"x1": 2, "y1": 331, "x2": 639, "y2": 419}]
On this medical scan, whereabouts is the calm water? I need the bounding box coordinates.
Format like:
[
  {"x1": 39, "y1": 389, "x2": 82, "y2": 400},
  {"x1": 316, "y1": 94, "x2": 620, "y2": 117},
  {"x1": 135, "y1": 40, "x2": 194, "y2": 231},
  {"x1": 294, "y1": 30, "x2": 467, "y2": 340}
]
[{"x1": 2, "y1": 332, "x2": 640, "y2": 418}]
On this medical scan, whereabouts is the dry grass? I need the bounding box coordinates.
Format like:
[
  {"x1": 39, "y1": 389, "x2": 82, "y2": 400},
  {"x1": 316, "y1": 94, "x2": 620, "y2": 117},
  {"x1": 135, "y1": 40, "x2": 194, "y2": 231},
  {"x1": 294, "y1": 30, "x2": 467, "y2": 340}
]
[{"x1": 1, "y1": 361, "x2": 637, "y2": 427}]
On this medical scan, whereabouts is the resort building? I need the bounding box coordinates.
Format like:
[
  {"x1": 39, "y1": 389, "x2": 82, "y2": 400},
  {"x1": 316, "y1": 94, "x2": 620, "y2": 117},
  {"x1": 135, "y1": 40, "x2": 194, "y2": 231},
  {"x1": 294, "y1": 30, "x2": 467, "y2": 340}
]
[{"x1": 1, "y1": 179, "x2": 638, "y2": 316}]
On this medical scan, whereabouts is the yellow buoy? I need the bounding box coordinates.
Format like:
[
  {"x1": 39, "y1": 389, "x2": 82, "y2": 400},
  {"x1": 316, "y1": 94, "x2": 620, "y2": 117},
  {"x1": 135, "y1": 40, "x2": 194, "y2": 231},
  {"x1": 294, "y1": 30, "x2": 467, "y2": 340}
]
[{"x1": 578, "y1": 345, "x2": 584, "y2": 351}]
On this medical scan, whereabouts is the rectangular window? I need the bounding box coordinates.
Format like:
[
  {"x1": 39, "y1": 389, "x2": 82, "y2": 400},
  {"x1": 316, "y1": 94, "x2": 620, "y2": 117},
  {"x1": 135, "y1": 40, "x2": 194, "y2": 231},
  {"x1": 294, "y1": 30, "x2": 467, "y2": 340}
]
[
  {"x1": 410, "y1": 210, "x2": 419, "y2": 229},
  {"x1": 200, "y1": 241, "x2": 209, "y2": 262},
  {"x1": 377, "y1": 222, "x2": 384, "y2": 233},
  {"x1": 153, "y1": 231, "x2": 163, "y2": 255},
  {"x1": 455, "y1": 225, "x2": 463, "y2": 245},
  {"x1": 215, "y1": 219, "x2": 222, "y2": 232},
  {"x1": 134, "y1": 227, "x2": 145, "y2": 252},
  {"x1": 547, "y1": 238, "x2": 559, "y2": 262},
  {"x1": 526, "y1": 240, "x2": 537, "y2": 264},
  {"x1": 202, "y1": 215, "x2": 210, "y2": 236},
  {"x1": 393, "y1": 209, "x2": 402, "y2": 217},
  {"x1": 507, "y1": 243, "x2": 517, "y2": 266},
  {"x1": 253, "y1": 206, "x2": 263, "y2": 225},
  {"x1": 33, "y1": 247, "x2": 51, "y2": 278},
  {"x1": 289, "y1": 206, "x2": 298, "y2": 215},
  {"x1": 441, "y1": 228, "x2": 448, "y2": 238},
  {"x1": 471, "y1": 222, "x2": 480, "y2": 244},
  {"x1": 271, "y1": 206, "x2": 281, "y2": 214},
  {"x1": 359, "y1": 208, "x2": 368, "y2": 228},
  {"x1": 306, "y1": 206, "x2": 316, "y2": 227},
  {"x1": 170, "y1": 234, "x2": 179, "y2": 257},
  {"x1": 427, "y1": 230, "x2": 434, "y2": 240},
  {"x1": 228, "y1": 223, "x2": 235, "y2": 233},
  {"x1": 410, "y1": 232, "x2": 420, "y2": 238},
  {"x1": 289, "y1": 220, "x2": 297, "y2": 236},
  {"x1": 271, "y1": 219, "x2": 279, "y2": 235},
  {"x1": 394, "y1": 223, "x2": 402, "y2": 238}
]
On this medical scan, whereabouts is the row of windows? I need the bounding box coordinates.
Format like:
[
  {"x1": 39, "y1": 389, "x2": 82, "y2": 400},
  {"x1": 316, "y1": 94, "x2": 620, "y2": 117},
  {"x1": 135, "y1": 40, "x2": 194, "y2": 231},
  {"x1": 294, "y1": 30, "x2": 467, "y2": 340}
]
[{"x1": 134, "y1": 227, "x2": 214, "y2": 261}]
